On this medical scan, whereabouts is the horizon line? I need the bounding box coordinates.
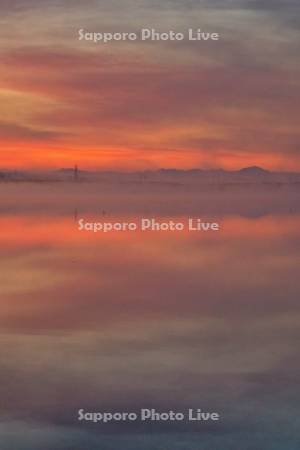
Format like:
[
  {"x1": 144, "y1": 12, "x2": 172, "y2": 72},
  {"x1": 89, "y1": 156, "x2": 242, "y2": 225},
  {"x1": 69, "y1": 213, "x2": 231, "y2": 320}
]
[{"x1": 0, "y1": 165, "x2": 299, "y2": 175}]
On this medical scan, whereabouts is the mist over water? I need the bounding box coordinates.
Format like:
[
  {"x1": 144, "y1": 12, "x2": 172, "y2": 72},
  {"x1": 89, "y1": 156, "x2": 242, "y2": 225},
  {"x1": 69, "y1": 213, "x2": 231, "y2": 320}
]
[{"x1": 0, "y1": 182, "x2": 299, "y2": 449}]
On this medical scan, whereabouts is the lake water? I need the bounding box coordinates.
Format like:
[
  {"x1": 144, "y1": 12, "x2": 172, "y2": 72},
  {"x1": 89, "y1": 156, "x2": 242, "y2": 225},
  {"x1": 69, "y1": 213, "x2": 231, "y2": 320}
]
[{"x1": 0, "y1": 182, "x2": 299, "y2": 449}]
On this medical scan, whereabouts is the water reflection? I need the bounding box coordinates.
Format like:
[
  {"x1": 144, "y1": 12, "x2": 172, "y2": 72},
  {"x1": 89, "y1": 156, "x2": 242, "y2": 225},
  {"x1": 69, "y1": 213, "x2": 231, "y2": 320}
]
[{"x1": 0, "y1": 184, "x2": 299, "y2": 449}]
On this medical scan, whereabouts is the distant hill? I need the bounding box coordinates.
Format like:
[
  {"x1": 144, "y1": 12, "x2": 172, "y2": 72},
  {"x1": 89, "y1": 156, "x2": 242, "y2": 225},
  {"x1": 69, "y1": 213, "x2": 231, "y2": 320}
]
[
  {"x1": 237, "y1": 166, "x2": 270, "y2": 175},
  {"x1": 0, "y1": 166, "x2": 299, "y2": 185}
]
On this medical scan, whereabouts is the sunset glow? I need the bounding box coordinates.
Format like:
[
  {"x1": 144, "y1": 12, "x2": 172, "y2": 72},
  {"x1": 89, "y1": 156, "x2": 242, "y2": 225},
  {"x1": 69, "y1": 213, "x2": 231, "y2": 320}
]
[{"x1": 0, "y1": 1, "x2": 299, "y2": 171}]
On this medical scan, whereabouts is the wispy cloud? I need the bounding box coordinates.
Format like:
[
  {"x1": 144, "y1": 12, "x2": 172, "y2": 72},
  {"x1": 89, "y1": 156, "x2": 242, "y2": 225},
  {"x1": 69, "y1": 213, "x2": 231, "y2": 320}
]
[{"x1": 0, "y1": 0, "x2": 299, "y2": 169}]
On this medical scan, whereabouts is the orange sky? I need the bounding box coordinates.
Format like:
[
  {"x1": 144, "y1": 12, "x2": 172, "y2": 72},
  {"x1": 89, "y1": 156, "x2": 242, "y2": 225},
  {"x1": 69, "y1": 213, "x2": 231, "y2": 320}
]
[{"x1": 0, "y1": 1, "x2": 299, "y2": 171}]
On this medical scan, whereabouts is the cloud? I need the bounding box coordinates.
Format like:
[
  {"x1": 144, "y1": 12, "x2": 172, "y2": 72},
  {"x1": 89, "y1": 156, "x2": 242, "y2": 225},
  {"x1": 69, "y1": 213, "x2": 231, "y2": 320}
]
[
  {"x1": 1, "y1": 44, "x2": 299, "y2": 167},
  {"x1": 0, "y1": 0, "x2": 299, "y2": 169},
  {"x1": 0, "y1": 120, "x2": 64, "y2": 141}
]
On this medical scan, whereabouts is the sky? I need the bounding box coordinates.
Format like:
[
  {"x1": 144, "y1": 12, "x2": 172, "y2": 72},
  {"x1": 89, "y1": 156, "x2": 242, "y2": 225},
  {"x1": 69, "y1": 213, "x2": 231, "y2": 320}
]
[{"x1": 0, "y1": 0, "x2": 299, "y2": 171}]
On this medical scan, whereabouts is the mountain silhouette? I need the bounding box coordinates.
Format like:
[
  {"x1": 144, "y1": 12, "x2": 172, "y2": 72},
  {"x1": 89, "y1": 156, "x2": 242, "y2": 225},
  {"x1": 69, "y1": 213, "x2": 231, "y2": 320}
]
[{"x1": 237, "y1": 166, "x2": 270, "y2": 175}]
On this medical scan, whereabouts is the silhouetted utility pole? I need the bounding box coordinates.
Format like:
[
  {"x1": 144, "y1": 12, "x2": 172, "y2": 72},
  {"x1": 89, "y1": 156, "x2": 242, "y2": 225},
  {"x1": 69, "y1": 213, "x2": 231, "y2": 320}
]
[{"x1": 74, "y1": 164, "x2": 79, "y2": 181}]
